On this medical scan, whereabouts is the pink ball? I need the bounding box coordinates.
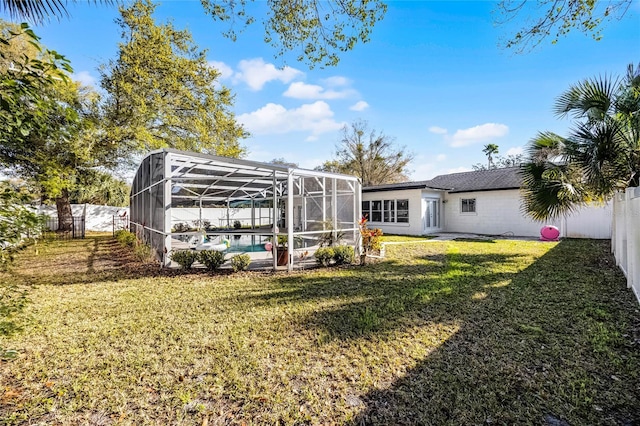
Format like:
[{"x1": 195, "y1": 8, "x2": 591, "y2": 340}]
[
  {"x1": 265, "y1": 242, "x2": 273, "y2": 251},
  {"x1": 540, "y1": 226, "x2": 560, "y2": 240}
]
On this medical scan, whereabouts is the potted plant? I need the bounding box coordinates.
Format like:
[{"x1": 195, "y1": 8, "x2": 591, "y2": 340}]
[
  {"x1": 274, "y1": 235, "x2": 289, "y2": 266},
  {"x1": 267, "y1": 235, "x2": 302, "y2": 266}
]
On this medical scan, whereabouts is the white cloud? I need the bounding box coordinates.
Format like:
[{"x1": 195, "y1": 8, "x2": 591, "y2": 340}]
[
  {"x1": 450, "y1": 123, "x2": 509, "y2": 148},
  {"x1": 237, "y1": 101, "x2": 344, "y2": 136},
  {"x1": 234, "y1": 58, "x2": 303, "y2": 90},
  {"x1": 322, "y1": 76, "x2": 350, "y2": 87},
  {"x1": 350, "y1": 101, "x2": 369, "y2": 111},
  {"x1": 73, "y1": 71, "x2": 97, "y2": 87},
  {"x1": 436, "y1": 154, "x2": 447, "y2": 162},
  {"x1": 506, "y1": 146, "x2": 524, "y2": 156},
  {"x1": 283, "y1": 82, "x2": 353, "y2": 100},
  {"x1": 429, "y1": 126, "x2": 448, "y2": 135},
  {"x1": 208, "y1": 60, "x2": 234, "y2": 79}
]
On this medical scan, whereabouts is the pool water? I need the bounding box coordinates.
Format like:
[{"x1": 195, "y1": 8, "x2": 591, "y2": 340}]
[{"x1": 222, "y1": 235, "x2": 270, "y2": 253}]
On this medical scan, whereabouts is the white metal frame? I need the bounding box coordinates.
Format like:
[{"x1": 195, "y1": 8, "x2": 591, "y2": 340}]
[{"x1": 130, "y1": 149, "x2": 362, "y2": 271}]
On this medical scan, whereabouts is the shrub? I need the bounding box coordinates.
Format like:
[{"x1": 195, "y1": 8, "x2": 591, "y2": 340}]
[
  {"x1": 233, "y1": 220, "x2": 242, "y2": 229},
  {"x1": 0, "y1": 186, "x2": 46, "y2": 270},
  {"x1": 231, "y1": 254, "x2": 251, "y2": 272},
  {"x1": 314, "y1": 246, "x2": 335, "y2": 266},
  {"x1": 171, "y1": 250, "x2": 198, "y2": 269},
  {"x1": 133, "y1": 243, "x2": 154, "y2": 262},
  {"x1": 333, "y1": 245, "x2": 354, "y2": 265},
  {"x1": 198, "y1": 250, "x2": 226, "y2": 271},
  {"x1": 173, "y1": 222, "x2": 190, "y2": 233},
  {"x1": 192, "y1": 219, "x2": 211, "y2": 231},
  {"x1": 115, "y1": 229, "x2": 137, "y2": 247},
  {"x1": 360, "y1": 217, "x2": 383, "y2": 254}
]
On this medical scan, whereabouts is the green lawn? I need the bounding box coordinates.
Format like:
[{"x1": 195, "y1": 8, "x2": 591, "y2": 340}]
[
  {"x1": 380, "y1": 234, "x2": 435, "y2": 243},
  {"x1": 1, "y1": 236, "x2": 639, "y2": 424}
]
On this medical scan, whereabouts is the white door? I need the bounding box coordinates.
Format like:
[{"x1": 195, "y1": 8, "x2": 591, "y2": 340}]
[{"x1": 423, "y1": 197, "x2": 440, "y2": 232}]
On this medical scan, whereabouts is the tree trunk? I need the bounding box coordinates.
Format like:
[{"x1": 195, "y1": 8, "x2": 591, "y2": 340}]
[{"x1": 56, "y1": 188, "x2": 74, "y2": 232}]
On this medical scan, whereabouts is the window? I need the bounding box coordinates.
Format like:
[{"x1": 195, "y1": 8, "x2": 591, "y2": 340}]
[
  {"x1": 461, "y1": 198, "x2": 476, "y2": 213},
  {"x1": 362, "y1": 199, "x2": 409, "y2": 223},
  {"x1": 397, "y1": 199, "x2": 409, "y2": 223},
  {"x1": 371, "y1": 200, "x2": 382, "y2": 222},
  {"x1": 383, "y1": 200, "x2": 395, "y2": 222},
  {"x1": 362, "y1": 201, "x2": 370, "y2": 219}
]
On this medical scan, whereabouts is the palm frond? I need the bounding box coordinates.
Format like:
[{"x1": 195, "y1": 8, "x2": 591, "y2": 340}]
[
  {"x1": 1, "y1": 0, "x2": 68, "y2": 22},
  {"x1": 523, "y1": 64, "x2": 639, "y2": 220},
  {"x1": 519, "y1": 161, "x2": 585, "y2": 221},
  {"x1": 554, "y1": 75, "x2": 618, "y2": 121},
  {"x1": 524, "y1": 131, "x2": 566, "y2": 163},
  {"x1": 0, "y1": 0, "x2": 115, "y2": 23}
]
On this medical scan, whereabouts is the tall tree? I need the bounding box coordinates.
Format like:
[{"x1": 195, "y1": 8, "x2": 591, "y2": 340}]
[
  {"x1": 100, "y1": 0, "x2": 246, "y2": 163},
  {"x1": 0, "y1": 0, "x2": 385, "y2": 68},
  {"x1": 520, "y1": 64, "x2": 640, "y2": 221},
  {"x1": 483, "y1": 143, "x2": 499, "y2": 169},
  {"x1": 69, "y1": 170, "x2": 130, "y2": 206},
  {"x1": 318, "y1": 120, "x2": 414, "y2": 186},
  {"x1": 496, "y1": 0, "x2": 634, "y2": 52},
  {"x1": 0, "y1": 21, "x2": 97, "y2": 230}
]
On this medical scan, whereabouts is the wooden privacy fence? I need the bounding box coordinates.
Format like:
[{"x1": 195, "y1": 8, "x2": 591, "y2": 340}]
[{"x1": 612, "y1": 187, "x2": 640, "y2": 303}]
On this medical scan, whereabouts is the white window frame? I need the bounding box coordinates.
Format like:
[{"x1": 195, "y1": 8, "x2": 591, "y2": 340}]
[
  {"x1": 363, "y1": 199, "x2": 410, "y2": 224},
  {"x1": 461, "y1": 198, "x2": 476, "y2": 214}
]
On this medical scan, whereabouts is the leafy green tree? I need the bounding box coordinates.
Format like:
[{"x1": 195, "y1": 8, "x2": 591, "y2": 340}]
[
  {"x1": 0, "y1": 22, "x2": 93, "y2": 230},
  {"x1": 0, "y1": 0, "x2": 385, "y2": 68},
  {"x1": 100, "y1": 0, "x2": 247, "y2": 162},
  {"x1": 69, "y1": 170, "x2": 130, "y2": 206},
  {"x1": 0, "y1": 181, "x2": 45, "y2": 270},
  {"x1": 483, "y1": 143, "x2": 499, "y2": 169},
  {"x1": 520, "y1": 64, "x2": 640, "y2": 221},
  {"x1": 496, "y1": 0, "x2": 634, "y2": 52},
  {"x1": 318, "y1": 120, "x2": 414, "y2": 186}
]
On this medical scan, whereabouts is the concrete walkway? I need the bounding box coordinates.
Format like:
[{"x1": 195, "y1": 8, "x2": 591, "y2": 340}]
[{"x1": 383, "y1": 233, "x2": 539, "y2": 245}]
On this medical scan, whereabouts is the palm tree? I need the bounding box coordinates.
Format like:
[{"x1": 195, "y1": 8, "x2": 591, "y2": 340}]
[
  {"x1": 483, "y1": 143, "x2": 499, "y2": 169},
  {"x1": 521, "y1": 64, "x2": 640, "y2": 221},
  {"x1": 0, "y1": 0, "x2": 112, "y2": 22}
]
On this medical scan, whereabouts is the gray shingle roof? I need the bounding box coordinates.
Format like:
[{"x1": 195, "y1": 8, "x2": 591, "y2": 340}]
[{"x1": 363, "y1": 167, "x2": 522, "y2": 193}]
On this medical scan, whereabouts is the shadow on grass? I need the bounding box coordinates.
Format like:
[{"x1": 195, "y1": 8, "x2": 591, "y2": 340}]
[
  {"x1": 6, "y1": 236, "x2": 167, "y2": 287},
  {"x1": 241, "y1": 248, "x2": 528, "y2": 341},
  {"x1": 348, "y1": 240, "x2": 640, "y2": 425},
  {"x1": 237, "y1": 239, "x2": 639, "y2": 424}
]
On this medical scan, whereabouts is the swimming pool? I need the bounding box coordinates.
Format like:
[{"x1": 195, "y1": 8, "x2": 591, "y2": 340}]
[{"x1": 224, "y1": 235, "x2": 270, "y2": 253}]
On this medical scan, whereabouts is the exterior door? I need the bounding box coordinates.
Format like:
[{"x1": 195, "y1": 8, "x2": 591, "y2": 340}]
[{"x1": 423, "y1": 197, "x2": 440, "y2": 232}]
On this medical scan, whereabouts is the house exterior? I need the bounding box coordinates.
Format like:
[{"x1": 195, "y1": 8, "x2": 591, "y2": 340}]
[{"x1": 362, "y1": 167, "x2": 611, "y2": 239}]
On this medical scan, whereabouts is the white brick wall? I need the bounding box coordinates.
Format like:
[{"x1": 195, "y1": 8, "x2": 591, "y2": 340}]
[
  {"x1": 443, "y1": 190, "x2": 553, "y2": 237},
  {"x1": 362, "y1": 188, "x2": 425, "y2": 235},
  {"x1": 363, "y1": 187, "x2": 611, "y2": 239},
  {"x1": 443, "y1": 190, "x2": 611, "y2": 238}
]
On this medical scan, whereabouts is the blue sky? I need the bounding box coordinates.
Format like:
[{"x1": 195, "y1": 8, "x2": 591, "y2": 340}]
[{"x1": 18, "y1": 0, "x2": 640, "y2": 179}]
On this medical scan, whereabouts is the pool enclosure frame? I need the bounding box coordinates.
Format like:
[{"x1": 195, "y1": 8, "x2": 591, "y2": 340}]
[{"x1": 130, "y1": 149, "x2": 362, "y2": 271}]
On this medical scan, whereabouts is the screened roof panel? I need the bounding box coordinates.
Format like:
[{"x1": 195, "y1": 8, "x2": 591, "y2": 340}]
[{"x1": 132, "y1": 149, "x2": 360, "y2": 204}]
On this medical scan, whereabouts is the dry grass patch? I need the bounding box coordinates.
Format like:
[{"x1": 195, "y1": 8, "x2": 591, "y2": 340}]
[{"x1": 1, "y1": 237, "x2": 639, "y2": 424}]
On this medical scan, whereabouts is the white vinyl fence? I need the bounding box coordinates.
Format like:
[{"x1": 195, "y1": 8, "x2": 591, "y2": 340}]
[
  {"x1": 612, "y1": 187, "x2": 640, "y2": 303},
  {"x1": 38, "y1": 204, "x2": 129, "y2": 232}
]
